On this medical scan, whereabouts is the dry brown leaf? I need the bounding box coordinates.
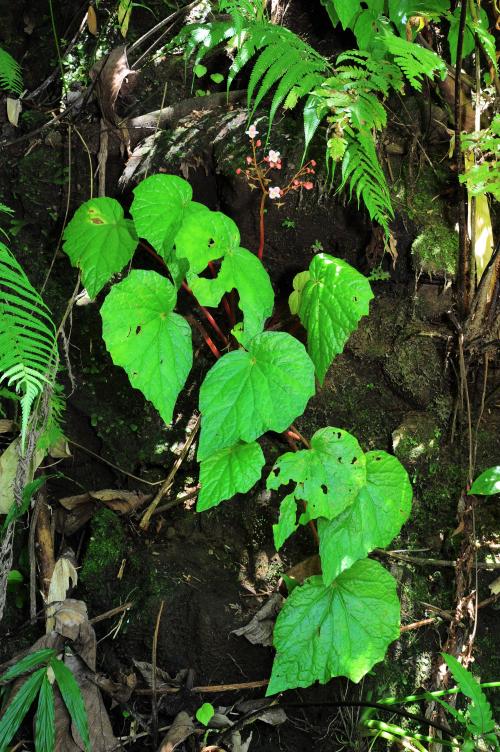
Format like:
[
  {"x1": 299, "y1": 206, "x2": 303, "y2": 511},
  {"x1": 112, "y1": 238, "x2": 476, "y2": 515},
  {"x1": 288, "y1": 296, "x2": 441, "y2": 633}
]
[
  {"x1": 90, "y1": 46, "x2": 136, "y2": 125},
  {"x1": 0, "y1": 419, "x2": 14, "y2": 433},
  {"x1": 231, "y1": 593, "x2": 283, "y2": 647},
  {"x1": 133, "y1": 659, "x2": 174, "y2": 689},
  {"x1": 157, "y1": 711, "x2": 195, "y2": 752},
  {"x1": 87, "y1": 5, "x2": 98, "y2": 36},
  {"x1": 46, "y1": 554, "x2": 79, "y2": 632},
  {"x1": 285, "y1": 554, "x2": 321, "y2": 584},
  {"x1": 89, "y1": 489, "x2": 152, "y2": 513},
  {"x1": 6, "y1": 97, "x2": 22, "y2": 127}
]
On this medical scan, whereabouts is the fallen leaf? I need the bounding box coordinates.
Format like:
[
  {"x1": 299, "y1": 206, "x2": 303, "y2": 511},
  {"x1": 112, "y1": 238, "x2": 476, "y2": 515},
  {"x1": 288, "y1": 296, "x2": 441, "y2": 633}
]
[
  {"x1": 87, "y1": 5, "x2": 98, "y2": 35},
  {"x1": 489, "y1": 575, "x2": 500, "y2": 595},
  {"x1": 158, "y1": 711, "x2": 195, "y2": 751},
  {"x1": 46, "y1": 555, "x2": 79, "y2": 632},
  {"x1": 6, "y1": 97, "x2": 22, "y2": 127},
  {"x1": 133, "y1": 659, "x2": 175, "y2": 689},
  {"x1": 90, "y1": 46, "x2": 136, "y2": 125},
  {"x1": 231, "y1": 593, "x2": 283, "y2": 647},
  {"x1": 285, "y1": 554, "x2": 321, "y2": 584}
]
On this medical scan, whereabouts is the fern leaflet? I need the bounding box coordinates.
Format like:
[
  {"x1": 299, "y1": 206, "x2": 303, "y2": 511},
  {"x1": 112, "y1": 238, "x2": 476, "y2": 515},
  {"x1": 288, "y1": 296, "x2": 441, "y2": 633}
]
[
  {"x1": 0, "y1": 45, "x2": 23, "y2": 95},
  {"x1": 378, "y1": 28, "x2": 446, "y2": 90},
  {"x1": 0, "y1": 243, "x2": 57, "y2": 447}
]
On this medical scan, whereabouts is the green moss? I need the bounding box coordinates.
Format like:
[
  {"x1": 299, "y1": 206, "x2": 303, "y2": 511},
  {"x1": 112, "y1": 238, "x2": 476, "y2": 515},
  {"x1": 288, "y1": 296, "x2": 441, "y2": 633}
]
[
  {"x1": 412, "y1": 224, "x2": 458, "y2": 277},
  {"x1": 80, "y1": 509, "x2": 126, "y2": 584}
]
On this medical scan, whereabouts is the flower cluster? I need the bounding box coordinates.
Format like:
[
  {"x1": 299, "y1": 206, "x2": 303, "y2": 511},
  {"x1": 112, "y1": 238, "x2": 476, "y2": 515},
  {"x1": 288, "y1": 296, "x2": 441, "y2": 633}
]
[{"x1": 236, "y1": 123, "x2": 316, "y2": 202}]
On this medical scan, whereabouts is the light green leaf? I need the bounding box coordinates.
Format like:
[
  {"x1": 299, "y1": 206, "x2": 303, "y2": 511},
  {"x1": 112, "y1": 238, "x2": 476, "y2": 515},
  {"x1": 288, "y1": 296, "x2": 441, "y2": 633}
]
[
  {"x1": 288, "y1": 271, "x2": 310, "y2": 316},
  {"x1": 210, "y1": 73, "x2": 224, "y2": 84},
  {"x1": 442, "y1": 653, "x2": 495, "y2": 737},
  {"x1": 101, "y1": 270, "x2": 192, "y2": 425},
  {"x1": 447, "y1": 6, "x2": 476, "y2": 66},
  {"x1": 62, "y1": 197, "x2": 138, "y2": 298},
  {"x1": 273, "y1": 493, "x2": 298, "y2": 550},
  {"x1": 298, "y1": 254, "x2": 373, "y2": 383},
  {"x1": 197, "y1": 441, "x2": 265, "y2": 511},
  {"x1": 196, "y1": 702, "x2": 215, "y2": 726},
  {"x1": 194, "y1": 63, "x2": 208, "y2": 77},
  {"x1": 175, "y1": 208, "x2": 239, "y2": 274},
  {"x1": 267, "y1": 428, "x2": 366, "y2": 522},
  {"x1": 0, "y1": 649, "x2": 55, "y2": 683},
  {"x1": 267, "y1": 559, "x2": 400, "y2": 694},
  {"x1": 318, "y1": 451, "x2": 412, "y2": 584},
  {"x1": 469, "y1": 466, "x2": 500, "y2": 496},
  {"x1": 189, "y1": 246, "x2": 274, "y2": 341},
  {"x1": 130, "y1": 174, "x2": 192, "y2": 258},
  {"x1": 198, "y1": 332, "x2": 315, "y2": 460},
  {"x1": 0, "y1": 667, "x2": 45, "y2": 749},
  {"x1": 50, "y1": 657, "x2": 90, "y2": 752},
  {"x1": 35, "y1": 674, "x2": 55, "y2": 752}
]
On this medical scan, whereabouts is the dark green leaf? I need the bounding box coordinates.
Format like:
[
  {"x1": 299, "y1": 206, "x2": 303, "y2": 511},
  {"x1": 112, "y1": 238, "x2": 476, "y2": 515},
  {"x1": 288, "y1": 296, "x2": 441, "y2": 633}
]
[
  {"x1": 0, "y1": 650, "x2": 55, "y2": 683},
  {"x1": 35, "y1": 674, "x2": 55, "y2": 752},
  {"x1": 197, "y1": 441, "x2": 265, "y2": 511},
  {"x1": 267, "y1": 559, "x2": 400, "y2": 693},
  {"x1": 50, "y1": 657, "x2": 90, "y2": 752},
  {"x1": 319, "y1": 451, "x2": 412, "y2": 584},
  {"x1": 0, "y1": 667, "x2": 45, "y2": 749}
]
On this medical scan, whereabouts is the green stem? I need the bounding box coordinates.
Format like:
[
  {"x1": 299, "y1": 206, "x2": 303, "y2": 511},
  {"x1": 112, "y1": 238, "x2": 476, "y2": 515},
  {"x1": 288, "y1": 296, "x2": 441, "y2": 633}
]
[{"x1": 48, "y1": 0, "x2": 68, "y2": 96}]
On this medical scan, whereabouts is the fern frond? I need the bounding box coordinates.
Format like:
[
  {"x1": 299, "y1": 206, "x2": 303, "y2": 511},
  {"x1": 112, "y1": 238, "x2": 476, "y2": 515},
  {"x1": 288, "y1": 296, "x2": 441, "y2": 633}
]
[
  {"x1": 340, "y1": 129, "x2": 394, "y2": 236},
  {"x1": 378, "y1": 29, "x2": 446, "y2": 90},
  {"x1": 0, "y1": 45, "x2": 23, "y2": 95},
  {"x1": 0, "y1": 243, "x2": 57, "y2": 448}
]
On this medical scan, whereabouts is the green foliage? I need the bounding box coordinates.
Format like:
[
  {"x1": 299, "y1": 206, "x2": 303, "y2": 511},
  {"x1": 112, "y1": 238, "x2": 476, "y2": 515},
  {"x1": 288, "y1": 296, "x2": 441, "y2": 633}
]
[
  {"x1": 0, "y1": 243, "x2": 57, "y2": 447},
  {"x1": 469, "y1": 466, "x2": 500, "y2": 496},
  {"x1": 0, "y1": 476, "x2": 48, "y2": 539},
  {"x1": 0, "y1": 45, "x2": 23, "y2": 95},
  {"x1": 460, "y1": 115, "x2": 500, "y2": 200},
  {"x1": 293, "y1": 253, "x2": 373, "y2": 383},
  {"x1": 196, "y1": 702, "x2": 215, "y2": 726},
  {"x1": 267, "y1": 560, "x2": 400, "y2": 693},
  {"x1": 0, "y1": 652, "x2": 89, "y2": 752},
  {"x1": 62, "y1": 171, "x2": 408, "y2": 696},
  {"x1": 62, "y1": 196, "x2": 138, "y2": 298},
  {"x1": 101, "y1": 270, "x2": 193, "y2": 425}
]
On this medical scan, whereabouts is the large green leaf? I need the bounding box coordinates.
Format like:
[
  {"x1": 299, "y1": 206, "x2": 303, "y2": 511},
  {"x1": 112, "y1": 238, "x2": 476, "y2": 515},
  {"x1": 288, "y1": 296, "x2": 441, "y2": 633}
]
[
  {"x1": 101, "y1": 270, "x2": 192, "y2": 425},
  {"x1": 469, "y1": 466, "x2": 500, "y2": 496},
  {"x1": 267, "y1": 559, "x2": 400, "y2": 694},
  {"x1": 197, "y1": 441, "x2": 265, "y2": 511},
  {"x1": 267, "y1": 428, "x2": 366, "y2": 522},
  {"x1": 297, "y1": 254, "x2": 373, "y2": 384},
  {"x1": 198, "y1": 332, "x2": 315, "y2": 460},
  {"x1": 62, "y1": 197, "x2": 138, "y2": 299},
  {"x1": 189, "y1": 246, "x2": 274, "y2": 341},
  {"x1": 388, "y1": 0, "x2": 448, "y2": 34},
  {"x1": 442, "y1": 653, "x2": 496, "y2": 737},
  {"x1": 175, "y1": 208, "x2": 239, "y2": 274},
  {"x1": 50, "y1": 658, "x2": 90, "y2": 752},
  {"x1": 35, "y1": 674, "x2": 55, "y2": 752},
  {"x1": 130, "y1": 174, "x2": 192, "y2": 259},
  {"x1": 318, "y1": 451, "x2": 412, "y2": 584},
  {"x1": 0, "y1": 667, "x2": 45, "y2": 750},
  {"x1": 332, "y1": 0, "x2": 383, "y2": 31}
]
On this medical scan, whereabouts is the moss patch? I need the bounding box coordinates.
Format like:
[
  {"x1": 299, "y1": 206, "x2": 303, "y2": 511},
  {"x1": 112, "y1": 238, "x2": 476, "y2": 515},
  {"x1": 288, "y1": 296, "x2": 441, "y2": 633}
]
[
  {"x1": 80, "y1": 508, "x2": 126, "y2": 585},
  {"x1": 412, "y1": 224, "x2": 458, "y2": 278}
]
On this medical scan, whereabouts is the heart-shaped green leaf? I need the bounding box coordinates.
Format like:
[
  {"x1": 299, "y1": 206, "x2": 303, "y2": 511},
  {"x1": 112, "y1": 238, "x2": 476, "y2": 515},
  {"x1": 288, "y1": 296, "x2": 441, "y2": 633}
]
[
  {"x1": 130, "y1": 174, "x2": 192, "y2": 258},
  {"x1": 267, "y1": 559, "x2": 400, "y2": 694},
  {"x1": 273, "y1": 493, "x2": 299, "y2": 550},
  {"x1": 267, "y1": 428, "x2": 366, "y2": 521},
  {"x1": 469, "y1": 466, "x2": 500, "y2": 496},
  {"x1": 319, "y1": 451, "x2": 412, "y2": 584},
  {"x1": 175, "y1": 208, "x2": 239, "y2": 274},
  {"x1": 297, "y1": 254, "x2": 373, "y2": 383},
  {"x1": 62, "y1": 197, "x2": 138, "y2": 298},
  {"x1": 198, "y1": 332, "x2": 315, "y2": 460},
  {"x1": 101, "y1": 270, "x2": 192, "y2": 424},
  {"x1": 197, "y1": 441, "x2": 265, "y2": 511}
]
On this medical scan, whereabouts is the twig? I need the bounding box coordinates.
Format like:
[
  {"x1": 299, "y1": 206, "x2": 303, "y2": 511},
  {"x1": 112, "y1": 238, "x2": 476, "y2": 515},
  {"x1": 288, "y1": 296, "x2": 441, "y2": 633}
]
[
  {"x1": 127, "y1": 0, "x2": 200, "y2": 57},
  {"x1": 374, "y1": 548, "x2": 500, "y2": 570},
  {"x1": 135, "y1": 679, "x2": 269, "y2": 696},
  {"x1": 89, "y1": 601, "x2": 134, "y2": 625},
  {"x1": 67, "y1": 438, "x2": 167, "y2": 486},
  {"x1": 150, "y1": 488, "x2": 199, "y2": 517},
  {"x1": 140, "y1": 416, "x2": 201, "y2": 530},
  {"x1": 151, "y1": 600, "x2": 164, "y2": 748}
]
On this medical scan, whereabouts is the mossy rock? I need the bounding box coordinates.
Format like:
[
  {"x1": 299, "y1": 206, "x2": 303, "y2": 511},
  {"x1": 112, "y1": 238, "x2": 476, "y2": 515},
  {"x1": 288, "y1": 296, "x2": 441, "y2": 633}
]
[
  {"x1": 412, "y1": 224, "x2": 458, "y2": 278},
  {"x1": 384, "y1": 333, "x2": 446, "y2": 408},
  {"x1": 80, "y1": 508, "x2": 126, "y2": 585}
]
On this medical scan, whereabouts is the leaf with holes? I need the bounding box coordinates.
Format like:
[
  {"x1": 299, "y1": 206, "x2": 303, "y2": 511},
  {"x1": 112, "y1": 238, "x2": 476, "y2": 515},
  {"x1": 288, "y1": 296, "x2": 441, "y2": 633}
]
[
  {"x1": 189, "y1": 245, "x2": 274, "y2": 341},
  {"x1": 297, "y1": 254, "x2": 373, "y2": 384},
  {"x1": 198, "y1": 332, "x2": 315, "y2": 461},
  {"x1": 130, "y1": 174, "x2": 192, "y2": 259},
  {"x1": 267, "y1": 428, "x2": 366, "y2": 522},
  {"x1": 318, "y1": 451, "x2": 412, "y2": 584},
  {"x1": 62, "y1": 197, "x2": 138, "y2": 299},
  {"x1": 273, "y1": 493, "x2": 299, "y2": 550},
  {"x1": 267, "y1": 559, "x2": 400, "y2": 694},
  {"x1": 101, "y1": 270, "x2": 192, "y2": 425},
  {"x1": 174, "y1": 205, "x2": 237, "y2": 274},
  {"x1": 197, "y1": 441, "x2": 265, "y2": 511}
]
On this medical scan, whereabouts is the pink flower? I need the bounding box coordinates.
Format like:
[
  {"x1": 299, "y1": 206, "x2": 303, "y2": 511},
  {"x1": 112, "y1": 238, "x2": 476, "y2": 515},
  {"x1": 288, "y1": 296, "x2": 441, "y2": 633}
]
[
  {"x1": 303, "y1": 181, "x2": 314, "y2": 190},
  {"x1": 310, "y1": 160, "x2": 317, "y2": 167},
  {"x1": 255, "y1": 139, "x2": 262, "y2": 147},
  {"x1": 246, "y1": 124, "x2": 259, "y2": 139},
  {"x1": 268, "y1": 186, "x2": 282, "y2": 199},
  {"x1": 236, "y1": 168, "x2": 242, "y2": 175},
  {"x1": 268, "y1": 150, "x2": 280, "y2": 163},
  {"x1": 246, "y1": 156, "x2": 252, "y2": 164}
]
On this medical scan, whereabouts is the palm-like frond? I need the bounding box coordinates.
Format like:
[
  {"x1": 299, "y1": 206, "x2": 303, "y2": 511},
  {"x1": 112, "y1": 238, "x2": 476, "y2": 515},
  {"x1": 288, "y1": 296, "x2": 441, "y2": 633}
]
[
  {"x1": 0, "y1": 243, "x2": 56, "y2": 447},
  {"x1": 0, "y1": 45, "x2": 23, "y2": 95},
  {"x1": 378, "y1": 29, "x2": 446, "y2": 90}
]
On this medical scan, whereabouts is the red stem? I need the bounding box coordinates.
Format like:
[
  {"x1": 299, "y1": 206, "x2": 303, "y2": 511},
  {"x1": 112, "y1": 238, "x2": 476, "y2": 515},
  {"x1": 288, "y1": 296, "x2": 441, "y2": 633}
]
[
  {"x1": 208, "y1": 261, "x2": 234, "y2": 326},
  {"x1": 258, "y1": 192, "x2": 266, "y2": 260},
  {"x1": 187, "y1": 315, "x2": 221, "y2": 359},
  {"x1": 182, "y1": 282, "x2": 228, "y2": 346}
]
